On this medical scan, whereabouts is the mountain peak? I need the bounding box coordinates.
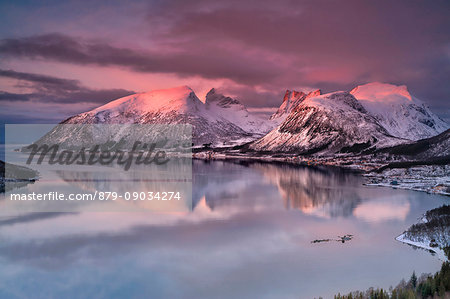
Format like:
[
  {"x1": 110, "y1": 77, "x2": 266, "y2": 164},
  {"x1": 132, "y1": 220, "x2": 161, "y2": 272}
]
[
  {"x1": 135, "y1": 85, "x2": 196, "y2": 101},
  {"x1": 253, "y1": 89, "x2": 400, "y2": 154},
  {"x1": 350, "y1": 82, "x2": 448, "y2": 140},
  {"x1": 205, "y1": 88, "x2": 240, "y2": 106},
  {"x1": 63, "y1": 84, "x2": 274, "y2": 146},
  {"x1": 90, "y1": 85, "x2": 201, "y2": 116},
  {"x1": 206, "y1": 88, "x2": 217, "y2": 98},
  {"x1": 270, "y1": 89, "x2": 308, "y2": 121},
  {"x1": 307, "y1": 89, "x2": 321, "y2": 97},
  {"x1": 283, "y1": 90, "x2": 306, "y2": 102},
  {"x1": 350, "y1": 82, "x2": 412, "y2": 103}
]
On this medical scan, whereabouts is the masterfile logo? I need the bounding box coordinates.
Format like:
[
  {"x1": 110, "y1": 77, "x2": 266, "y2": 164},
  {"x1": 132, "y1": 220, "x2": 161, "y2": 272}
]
[{"x1": 3, "y1": 124, "x2": 193, "y2": 213}]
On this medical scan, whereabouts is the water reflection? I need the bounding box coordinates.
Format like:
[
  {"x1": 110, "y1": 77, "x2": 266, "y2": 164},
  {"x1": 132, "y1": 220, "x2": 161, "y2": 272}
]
[
  {"x1": 353, "y1": 197, "x2": 411, "y2": 222},
  {"x1": 253, "y1": 163, "x2": 363, "y2": 217},
  {"x1": 191, "y1": 160, "x2": 365, "y2": 219},
  {"x1": 0, "y1": 160, "x2": 447, "y2": 299}
]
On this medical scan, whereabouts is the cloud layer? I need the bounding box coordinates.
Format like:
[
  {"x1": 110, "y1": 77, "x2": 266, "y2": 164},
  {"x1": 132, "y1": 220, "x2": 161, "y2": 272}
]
[
  {"x1": 0, "y1": 0, "x2": 449, "y2": 122},
  {"x1": 0, "y1": 68, "x2": 134, "y2": 104}
]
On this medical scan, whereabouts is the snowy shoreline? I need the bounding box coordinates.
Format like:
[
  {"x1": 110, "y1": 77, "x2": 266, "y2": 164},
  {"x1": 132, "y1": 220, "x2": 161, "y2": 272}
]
[
  {"x1": 363, "y1": 165, "x2": 450, "y2": 197},
  {"x1": 395, "y1": 204, "x2": 449, "y2": 262},
  {"x1": 395, "y1": 233, "x2": 447, "y2": 261}
]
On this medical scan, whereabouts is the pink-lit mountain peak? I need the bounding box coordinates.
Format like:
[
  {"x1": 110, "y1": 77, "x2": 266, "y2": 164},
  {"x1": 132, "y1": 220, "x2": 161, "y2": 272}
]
[
  {"x1": 350, "y1": 82, "x2": 413, "y2": 103},
  {"x1": 284, "y1": 90, "x2": 306, "y2": 101},
  {"x1": 92, "y1": 85, "x2": 201, "y2": 114},
  {"x1": 350, "y1": 82, "x2": 448, "y2": 139},
  {"x1": 307, "y1": 89, "x2": 322, "y2": 98},
  {"x1": 270, "y1": 88, "x2": 321, "y2": 121}
]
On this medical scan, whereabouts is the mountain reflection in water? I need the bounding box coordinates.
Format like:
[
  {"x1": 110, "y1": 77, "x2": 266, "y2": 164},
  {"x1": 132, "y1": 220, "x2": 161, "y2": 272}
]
[{"x1": 0, "y1": 159, "x2": 447, "y2": 299}]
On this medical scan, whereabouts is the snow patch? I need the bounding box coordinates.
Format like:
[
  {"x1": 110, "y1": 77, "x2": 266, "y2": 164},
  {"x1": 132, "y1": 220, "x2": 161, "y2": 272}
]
[{"x1": 396, "y1": 233, "x2": 447, "y2": 261}]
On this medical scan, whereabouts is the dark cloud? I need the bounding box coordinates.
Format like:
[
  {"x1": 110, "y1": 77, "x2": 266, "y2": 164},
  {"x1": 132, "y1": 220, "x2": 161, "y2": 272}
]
[
  {"x1": 0, "y1": 69, "x2": 80, "y2": 91},
  {"x1": 0, "y1": 69, "x2": 134, "y2": 104},
  {"x1": 0, "y1": 0, "x2": 449, "y2": 119},
  {"x1": 145, "y1": 0, "x2": 450, "y2": 117},
  {"x1": 0, "y1": 33, "x2": 282, "y2": 84},
  {"x1": 0, "y1": 91, "x2": 31, "y2": 101},
  {"x1": 148, "y1": 0, "x2": 450, "y2": 81}
]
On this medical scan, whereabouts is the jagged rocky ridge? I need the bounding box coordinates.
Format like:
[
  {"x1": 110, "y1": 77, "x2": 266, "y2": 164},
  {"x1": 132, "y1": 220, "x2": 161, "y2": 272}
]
[{"x1": 270, "y1": 89, "x2": 321, "y2": 123}]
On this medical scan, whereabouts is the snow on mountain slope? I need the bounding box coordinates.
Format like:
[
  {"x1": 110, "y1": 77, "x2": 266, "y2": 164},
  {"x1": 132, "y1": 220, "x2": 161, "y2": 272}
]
[
  {"x1": 205, "y1": 88, "x2": 274, "y2": 134},
  {"x1": 89, "y1": 85, "x2": 202, "y2": 118},
  {"x1": 251, "y1": 91, "x2": 404, "y2": 154},
  {"x1": 61, "y1": 86, "x2": 261, "y2": 146},
  {"x1": 270, "y1": 89, "x2": 321, "y2": 123},
  {"x1": 350, "y1": 82, "x2": 448, "y2": 140}
]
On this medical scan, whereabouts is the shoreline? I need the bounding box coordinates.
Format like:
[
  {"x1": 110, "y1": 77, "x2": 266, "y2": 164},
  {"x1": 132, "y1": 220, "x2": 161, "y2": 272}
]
[
  {"x1": 395, "y1": 233, "x2": 447, "y2": 261},
  {"x1": 192, "y1": 152, "x2": 450, "y2": 196},
  {"x1": 395, "y1": 205, "x2": 450, "y2": 262}
]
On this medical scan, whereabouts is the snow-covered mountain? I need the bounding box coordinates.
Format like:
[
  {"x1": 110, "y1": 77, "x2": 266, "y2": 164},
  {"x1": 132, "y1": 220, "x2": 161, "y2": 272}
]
[
  {"x1": 350, "y1": 82, "x2": 448, "y2": 140},
  {"x1": 39, "y1": 83, "x2": 447, "y2": 153},
  {"x1": 251, "y1": 91, "x2": 404, "y2": 154},
  {"x1": 60, "y1": 86, "x2": 271, "y2": 146},
  {"x1": 205, "y1": 88, "x2": 274, "y2": 134},
  {"x1": 251, "y1": 82, "x2": 448, "y2": 154}
]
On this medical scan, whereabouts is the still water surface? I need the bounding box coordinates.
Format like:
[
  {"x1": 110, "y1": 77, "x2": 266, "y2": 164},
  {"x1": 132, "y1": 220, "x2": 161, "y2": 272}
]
[{"x1": 0, "y1": 160, "x2": 448, "y2": 298}]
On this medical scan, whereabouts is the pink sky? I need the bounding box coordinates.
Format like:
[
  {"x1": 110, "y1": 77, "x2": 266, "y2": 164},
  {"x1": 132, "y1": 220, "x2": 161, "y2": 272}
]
[{"x1": 0, "y1": 0, "x2": 449, "y2": 123}]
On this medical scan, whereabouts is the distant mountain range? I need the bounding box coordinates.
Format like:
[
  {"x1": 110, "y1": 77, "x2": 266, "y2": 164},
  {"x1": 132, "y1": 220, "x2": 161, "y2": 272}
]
[{"x1": 53, "y1": 82, "x2": 448, "y2": 154}]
